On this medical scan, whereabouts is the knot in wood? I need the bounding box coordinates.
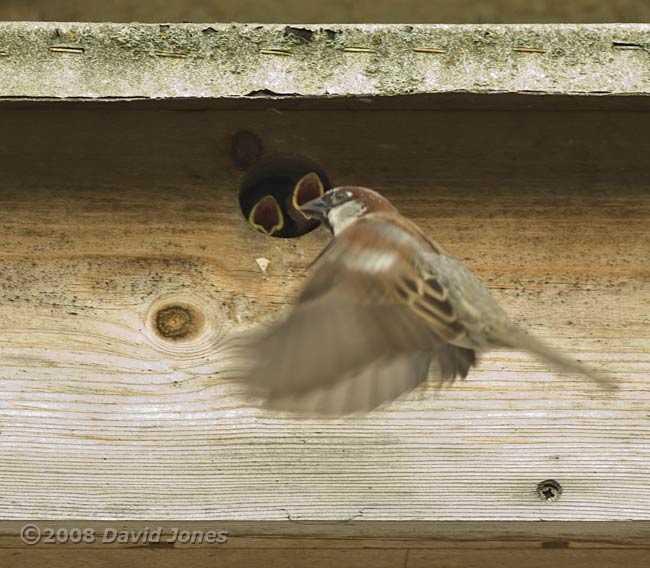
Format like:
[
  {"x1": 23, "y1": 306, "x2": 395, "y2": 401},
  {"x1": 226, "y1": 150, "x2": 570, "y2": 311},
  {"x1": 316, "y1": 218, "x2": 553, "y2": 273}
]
[{"x1": 155, "y1": 304, "x2": 201, "y2": 340}]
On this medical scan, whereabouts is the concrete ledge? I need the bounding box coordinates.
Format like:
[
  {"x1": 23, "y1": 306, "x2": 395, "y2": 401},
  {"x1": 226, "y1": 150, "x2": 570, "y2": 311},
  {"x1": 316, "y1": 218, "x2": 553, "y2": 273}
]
[{"x1": 1, "y1": 22, "x2": 650, "y2": 99}]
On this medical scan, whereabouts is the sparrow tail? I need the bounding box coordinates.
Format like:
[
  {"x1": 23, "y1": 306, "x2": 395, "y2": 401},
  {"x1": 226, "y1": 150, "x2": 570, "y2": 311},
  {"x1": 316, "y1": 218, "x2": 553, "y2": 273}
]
[{"x1": 497, "y1": 327, "x2": 617, "y2": 390}]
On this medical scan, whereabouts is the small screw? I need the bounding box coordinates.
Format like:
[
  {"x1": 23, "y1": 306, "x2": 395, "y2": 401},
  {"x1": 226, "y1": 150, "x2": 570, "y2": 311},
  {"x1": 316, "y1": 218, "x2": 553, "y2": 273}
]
[{"x1": 537, "y1": 479, "x2": 562, "y2": 502}]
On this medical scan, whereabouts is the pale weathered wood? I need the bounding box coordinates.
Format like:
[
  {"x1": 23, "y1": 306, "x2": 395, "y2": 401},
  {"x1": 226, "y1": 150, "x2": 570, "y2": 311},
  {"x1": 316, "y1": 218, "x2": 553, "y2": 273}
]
[
  {"x1": 0, "y1": 103, "x2": 648, "y2": 564},
  {"x1": 4, "y1": 23, "x2": 650, "y2": 99}
]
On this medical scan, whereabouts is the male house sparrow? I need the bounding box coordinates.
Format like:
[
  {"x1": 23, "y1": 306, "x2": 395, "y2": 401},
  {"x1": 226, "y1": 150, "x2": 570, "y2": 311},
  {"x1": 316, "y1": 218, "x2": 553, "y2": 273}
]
[{"x1": 244, "y1": 186, "x2": 616, "y2": 414}]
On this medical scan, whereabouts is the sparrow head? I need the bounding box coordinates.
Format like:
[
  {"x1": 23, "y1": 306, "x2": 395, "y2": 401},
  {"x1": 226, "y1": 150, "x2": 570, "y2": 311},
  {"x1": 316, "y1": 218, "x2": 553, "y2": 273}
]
[{"x1": 301, "y1": 186, "x2": 398, "y2": 234}]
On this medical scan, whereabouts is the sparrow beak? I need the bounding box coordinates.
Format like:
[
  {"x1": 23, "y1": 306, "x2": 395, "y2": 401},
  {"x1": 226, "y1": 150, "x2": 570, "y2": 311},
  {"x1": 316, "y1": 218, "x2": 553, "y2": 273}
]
[{"x1": 300, "y1": 196, "x2": 328, "y2": 220}]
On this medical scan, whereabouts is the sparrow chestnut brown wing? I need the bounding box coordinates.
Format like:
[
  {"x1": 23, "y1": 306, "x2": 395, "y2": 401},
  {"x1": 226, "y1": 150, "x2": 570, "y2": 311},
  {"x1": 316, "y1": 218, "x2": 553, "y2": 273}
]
[
  {"x1": 244, "y1": 185, "x2": 617, "y2": 414},
  {"x1": 244, "y1": 213, "x2": 479, "y2": 409},
  {"x1": 416, "y1": 246, "x2": 617, "y2": 390},
  {"x1": 244, "y1": 198, "x2": 615, "y2": 413}
]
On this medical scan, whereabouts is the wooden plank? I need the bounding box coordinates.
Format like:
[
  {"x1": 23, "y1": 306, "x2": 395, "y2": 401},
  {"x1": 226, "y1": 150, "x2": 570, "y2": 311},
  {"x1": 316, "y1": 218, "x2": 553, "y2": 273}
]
[
  {"x1": 1, "y1": 521, "x2": 649, "y2": 566},
  {"x1": 4, "y1": 0, "x2": 650, "y2": 25},
  {"x1": 3, "y1": 23, "x2": 650, "y2": 99},
  {"x1": 9, "y1": 93, "x2": 650, "y2": 112},
  {"x1": 0, "y1": 105, "x2": 648, "y2": 564},
  {"x1": 3, "y1": 549, "x2": 650, "y2": 568},
  {"x1": 2, "y1": 521, "x2": 650, "y2": 547}
]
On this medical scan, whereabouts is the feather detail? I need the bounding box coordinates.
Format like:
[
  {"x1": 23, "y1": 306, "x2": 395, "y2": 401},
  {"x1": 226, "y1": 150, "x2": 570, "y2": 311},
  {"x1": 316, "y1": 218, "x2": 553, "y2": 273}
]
[
  {"x1": 243, "y1": 215, "x2": 476, "y2": 407},
  {"x1": 493, "y1": 324, "x2": 617, "y2": 390},
  {"x1": 242, "y1": 185, "x2": 616, "y2": 415},
  {"x1": 260, "y1": 352, "x2": 433, "y2": 415}
]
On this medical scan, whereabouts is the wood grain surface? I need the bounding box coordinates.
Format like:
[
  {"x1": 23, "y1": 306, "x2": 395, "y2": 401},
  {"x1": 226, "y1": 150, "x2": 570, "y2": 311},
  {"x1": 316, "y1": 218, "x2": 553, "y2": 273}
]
[{"x1": 0, "y1": 103, "x2": 648, "y2": 563}]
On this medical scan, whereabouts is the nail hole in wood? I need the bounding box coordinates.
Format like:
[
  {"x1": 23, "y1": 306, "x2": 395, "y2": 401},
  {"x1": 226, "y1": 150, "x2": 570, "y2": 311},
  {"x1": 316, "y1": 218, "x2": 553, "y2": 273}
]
[{"x1": 231, "y1": 129, "x2": 264, "y2": 171}]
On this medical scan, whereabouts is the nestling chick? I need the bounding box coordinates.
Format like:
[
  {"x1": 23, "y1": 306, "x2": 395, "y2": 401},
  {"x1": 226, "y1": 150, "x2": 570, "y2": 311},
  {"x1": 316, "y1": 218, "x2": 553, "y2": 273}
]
[
  {"x1": 239, "y1": 154, "x2": 328, "y2": 238},
  {"x1": 248, "y1": 194, "x2": 284, "y2": 236},
  {"x1": 244, "y1": 186, "x2": 616, "y2": 414}
]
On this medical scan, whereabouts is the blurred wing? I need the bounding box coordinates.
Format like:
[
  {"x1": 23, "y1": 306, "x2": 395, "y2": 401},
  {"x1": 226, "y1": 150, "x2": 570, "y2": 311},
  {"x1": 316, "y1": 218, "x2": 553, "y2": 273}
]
[
  {"x1": 244, "y1": 216, "x2": 476, "y2": 407},
  {"x1": 436, "y1": 344, "x2": 477, "y2": 381},
  {"x1": 263, "y1": 352, "x2": 433, "y2": 415}
]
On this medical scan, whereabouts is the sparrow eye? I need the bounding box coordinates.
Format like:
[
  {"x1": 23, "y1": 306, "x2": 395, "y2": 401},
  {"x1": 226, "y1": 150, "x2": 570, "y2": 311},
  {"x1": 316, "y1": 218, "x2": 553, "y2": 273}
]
[{"x1": 331, "y1": 190, "x2": 351, "y2": 205}]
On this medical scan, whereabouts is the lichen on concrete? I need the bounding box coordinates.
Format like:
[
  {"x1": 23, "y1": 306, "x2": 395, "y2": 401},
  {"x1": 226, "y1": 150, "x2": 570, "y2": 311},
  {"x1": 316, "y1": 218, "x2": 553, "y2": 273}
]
[{"x1": 1, "y1": 22, "x2": 650, "y2": 99}]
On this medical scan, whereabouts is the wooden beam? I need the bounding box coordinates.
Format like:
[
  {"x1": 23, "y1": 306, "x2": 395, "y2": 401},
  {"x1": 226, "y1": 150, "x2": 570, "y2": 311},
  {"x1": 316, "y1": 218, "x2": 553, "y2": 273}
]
[
  {"x1": 0, "y1": 30, "x2": 648, "y2": 564},
  {"x1": 2, "y1": 23, "x2": 650, "y2": 99}
]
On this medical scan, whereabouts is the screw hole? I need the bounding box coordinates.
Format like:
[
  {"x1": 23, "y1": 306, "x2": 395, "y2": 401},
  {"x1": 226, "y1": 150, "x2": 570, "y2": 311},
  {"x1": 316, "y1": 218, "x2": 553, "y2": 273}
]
[
  {"x1": 537, "y1": 479, "x2": 562, "y2": 502},
  {"x1": 230, "y1": 129, "x2": 264, "y2": 171}
]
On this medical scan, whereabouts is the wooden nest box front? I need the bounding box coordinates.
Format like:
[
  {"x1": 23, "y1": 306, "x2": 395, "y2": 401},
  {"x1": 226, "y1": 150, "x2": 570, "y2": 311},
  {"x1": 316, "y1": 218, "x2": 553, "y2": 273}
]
[{"x1": 0, "y1": 22, "x2": 648, "y2": 567}]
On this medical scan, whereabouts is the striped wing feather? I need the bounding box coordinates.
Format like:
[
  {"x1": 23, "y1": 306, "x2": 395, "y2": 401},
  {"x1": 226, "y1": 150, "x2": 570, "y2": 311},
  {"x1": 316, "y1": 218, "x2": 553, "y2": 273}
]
[{"x1": 245, "y1": 215, "x2": 478, "y2": 411}]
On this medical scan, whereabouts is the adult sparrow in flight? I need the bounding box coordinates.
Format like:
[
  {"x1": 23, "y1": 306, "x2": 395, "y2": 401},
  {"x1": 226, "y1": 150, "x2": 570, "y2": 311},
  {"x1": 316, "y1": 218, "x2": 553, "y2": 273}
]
[{"x1": 244, "y1": 186, "x2": 616, "y2": 414}]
